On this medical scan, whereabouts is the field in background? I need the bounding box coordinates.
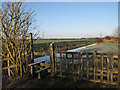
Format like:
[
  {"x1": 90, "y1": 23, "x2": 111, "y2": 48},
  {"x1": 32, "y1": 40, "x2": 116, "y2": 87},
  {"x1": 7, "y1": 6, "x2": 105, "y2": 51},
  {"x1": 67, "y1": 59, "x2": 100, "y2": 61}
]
[
  {"x1": 33, "y1": 39, "x2": 96, "y2": 55},
  {"x1": 33, "y1": 39, "x2": 96, "y2": 44},
  {"x1": 78, "y1": 42, "x2": 118, "y2": 54}
]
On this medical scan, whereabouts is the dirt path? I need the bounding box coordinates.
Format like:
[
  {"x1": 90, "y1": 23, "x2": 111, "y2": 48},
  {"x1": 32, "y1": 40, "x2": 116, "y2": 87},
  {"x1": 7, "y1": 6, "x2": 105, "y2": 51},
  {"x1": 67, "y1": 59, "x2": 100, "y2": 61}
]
[{"x1": 12, "y1": 74, "x2": 118, "y2": 88}]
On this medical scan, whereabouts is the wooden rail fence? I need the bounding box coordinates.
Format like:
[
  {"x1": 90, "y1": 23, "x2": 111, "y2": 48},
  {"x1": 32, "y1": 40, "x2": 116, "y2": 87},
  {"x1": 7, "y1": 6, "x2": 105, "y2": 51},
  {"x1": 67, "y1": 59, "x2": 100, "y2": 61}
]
[{"x1": 50, "y1": 50, "x2": 120, "y2": 85}]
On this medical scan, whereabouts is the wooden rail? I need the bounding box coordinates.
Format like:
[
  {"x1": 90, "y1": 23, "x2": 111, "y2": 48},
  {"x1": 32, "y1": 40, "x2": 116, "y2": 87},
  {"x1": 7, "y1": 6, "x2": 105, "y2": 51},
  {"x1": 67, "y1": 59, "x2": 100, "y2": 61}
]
[
  {"x1": 28, "y1": 60, "x2": 47, "y2": 75},
  {"x1": 28, "y1": 60, "x2": 47, "y2": 66},
  {"x1": 28, "y1": 59, "x2": 50, "y2": 79}
]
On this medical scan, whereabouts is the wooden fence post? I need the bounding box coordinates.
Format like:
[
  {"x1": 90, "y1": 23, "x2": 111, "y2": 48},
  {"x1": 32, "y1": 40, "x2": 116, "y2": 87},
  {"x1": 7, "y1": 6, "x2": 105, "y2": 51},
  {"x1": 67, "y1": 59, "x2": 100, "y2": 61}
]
[
  {"x1": 49, "y1": 42, "x2": 55, "y2": 77},
  {"x1": 118, "y1": 54, "x2": 120, "y2": 86},
  {"x1": 78, "y1": 52, "x2": 81, "y2": 79},
  {"x1": 29, "y1": 33, "x2": 34, "y2": 75},
  {"x1": 55, "y1": 52, "x2": 57, "y2": 73},
  {"x1": 93, "y1": 51, "x2": 97, "y2": 82},
  {"x1": 110, "y1": 54, "x2": 113, "y2": 82},
  {"x1": 80, "y1": 52, "x2": 83, "y2": 79},
  {"x1": 86, "y1": 53, "x2": 89, "y2": 80},
  {"x1": 60, "y1": 52, "x2": 62, "y2": 77},
  {"x1": 72, "y1": 53, "x2": 75, "y2": 80},
  {"x1": 100, "y1": 54, "x2": 103, "y2": 82},
  {"x1": 29, "y1": 33, "x2": 34, "y2": 63}
]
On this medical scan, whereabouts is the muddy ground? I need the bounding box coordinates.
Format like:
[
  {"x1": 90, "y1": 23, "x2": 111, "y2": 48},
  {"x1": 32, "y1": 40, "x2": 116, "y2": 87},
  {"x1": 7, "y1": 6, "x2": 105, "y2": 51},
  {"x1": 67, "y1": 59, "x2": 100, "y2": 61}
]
[{"x1": 4, "y1": 74, "x2": 118, "y2": 89}]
